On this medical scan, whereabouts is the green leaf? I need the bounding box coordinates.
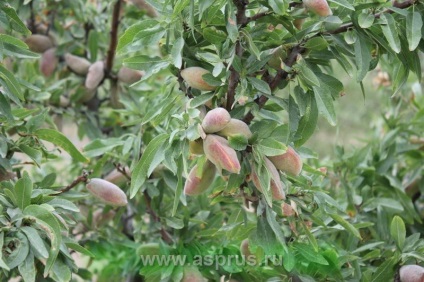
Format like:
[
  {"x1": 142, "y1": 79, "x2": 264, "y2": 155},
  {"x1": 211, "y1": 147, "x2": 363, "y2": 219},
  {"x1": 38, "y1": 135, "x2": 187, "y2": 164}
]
[
  {"x1": 87, "y1": 30, "x2": 98, "y2": 61},
  {"x1": 21, "y1": 226, "x2": 49, "y2": 259},
  {"x1": 297, "y1": 56, "x2": 320, "y2": 87},
  {"x1": 19, "y1": 144, "x2": 42, "y2": 166},
  {"x1": 354, "y1": 33, "x2": 372, "y2": 82},
  {"x1": 1, "y1": 4, "x2": 31, "y2": 35},
  {"x1": 4, "y1": 232, "x2": 29, "y2": 269},
  {"x1": 203, "y1": 27, "x2": 227, "y2": 44},
  {"x1": 0, "y1": 93, "x2": 13, "y2": 121},
  {"x1": 380, "y1": 14, "x2": 401, "y2": 53},
  {"x1": 23, "y1": 205, "x2": 62, "y2": 277},
  {"x1": 294, "y1": 243, "x2": 329, "y2": 265},
  {"x1": 304, "y1": 37, "x2": 329, "y2": 51},
  {"x1": 406, "y1": 11, "x2": 423, "y2": 51},
  {"x1": 0, "y1": 233, "x2": 10, "y2": 271},
  {"x1": 294, "y1": 93, "x2": 318, "y2": 146},
  {"x1": 117, "y1": 20, "x2": 162, "y2": 52},
  {"x1": 329, "y1": 213, "x2": 362, "y2": 239},
  {"x1": 225, "y1": 3, "x2": 238, "y2": 43},
  {"x1": 14, "y1": 174, "x2": 32, "y2": 210},
  {"x1": 0, "y1": 64, "x2": 24, "y2": 104},
  {"x1": 255, "y1": 138, "x2": 287, "y2": 157},
  {"x1": 64, "y1": 241, "x2": 95, "y2": 258},
  {"x1": 371, "y1": 254, "x2": 399, "y2": 282},
  {"x1": 130, "y1": 133, "x2": 169, "y2": 198},
  {"x1": 247, "y1": 77, "x2": 271, "y2": 95},
  {"x1": 358, "y1": 13, "x2": 374, "y2": 29},
  {"x1": 172, "y1": 156, "x2": 184, "y2": 216},
  {"x1": 390, "y1": 216, "x2": 405, "y2": 250},
  {"x1": 313, "y1": 86, "x2": 336, "y2": 126},
  {"x1": 18, "y1": 252, "x2": 35, "y2": 282},
  {"x1": 327, "y1": 0, "x2": 354, "y2": 10},
  {"x1": 166, "y1": 217, "x2": 184, "y2": 229},
  {"x1": 268, "y1": 0, "x2": 287, "y2": 15},
  {"x1": 228, "y1": 135, "x2": 248, "y2": 151},
  {"x1": 34, "y1": 128, "x2": 89, "y2": 163},
  {"x1": 170, "y1": 37, "x2": 184, "y2": 68}
]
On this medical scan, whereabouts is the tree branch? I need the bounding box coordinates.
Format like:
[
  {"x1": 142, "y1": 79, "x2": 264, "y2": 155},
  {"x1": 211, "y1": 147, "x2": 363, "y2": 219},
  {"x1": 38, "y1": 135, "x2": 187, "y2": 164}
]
[
  {"x1": 105, "y1": 0, "x2": 122, "y2": 75},
  {"x1": 242, "y1": 0, "x2": 417, "y2": 124},
  {"x1": 51, "y1": 170, "x2": 91, "y2": 195}
]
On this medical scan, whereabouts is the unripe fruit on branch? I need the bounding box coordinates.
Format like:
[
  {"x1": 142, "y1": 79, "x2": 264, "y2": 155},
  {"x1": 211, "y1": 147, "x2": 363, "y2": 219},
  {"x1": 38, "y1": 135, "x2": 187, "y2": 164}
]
[
  {"x1": 218, "y1": 118, "x2": 252, "y2": 140},
  {"x1": 64, "y1": 53, "x2": 91, "y2": 75},
  {"x1": 85, "y1": 61, "x2": 105, "y2": 90},
  {"x1": 189, "y1": 139, "x2": 204, "y2": 155},
  {"x1": 202, "y1": 107, "x2": 231, "y2": 134},
  {"x1": 137, "y1": 243, "x2": 160, "y2": 256},
  {"x1": 204, "y1": 135, "x2": 241, "y2": 174},
  {"x1": 86, "y1": 178, "x2": 128, "y2": 206},
  {"x1": 251, "y1": 158, "x2": 286, "y2": 200},
  {"x1": 268, "y1": 146, "x2": 303, "y2": 176},
  {"x1": 303, "y1": 0, "x2": 332, "y2": 17},
  {"x1": 181, "y1": 67, "x2": 217, "y2": 91},
  {"x1": 240, "y1": 239, "x2": 253, "y2": 257},
  {"x1": 40, "y1": 48, "x2": 57, "y2": 77},
  {"x1": 130, "y1": 0, "x2": 158, "y2": 18},
  {"x1": 104, "y1": 167, "x2": 131, "y2": 186},
  {"x1": 24, "y1": 34, "x2": 54, "y2": 53},
  {"x1": 182, "y1": 266, "x2": 207, "y2": 282},
  {"x1": 117, "y1": 67, "x2": 144, "y2": 84},
  {"x1": 184, "y1": 161, "x2": 216, "y2": 196},
  {"x1": 399, "y1": 265, "x2": 424, "y2": 282}
]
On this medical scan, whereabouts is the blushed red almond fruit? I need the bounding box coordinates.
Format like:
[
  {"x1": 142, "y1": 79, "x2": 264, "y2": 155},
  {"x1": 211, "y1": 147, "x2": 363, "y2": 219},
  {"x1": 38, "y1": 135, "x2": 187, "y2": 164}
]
[
  {"x1": 218, "y1": 118, "x2": 252, "y2": 140},
  {"x1": 130, "y1": 0, "x2": 158, "y2": 18},
  {"x1": 204, "y1": 135, "x2": 241, "y2": 174},
  {"x1": 40, "y1": 48, "x2": 58, "y2": 77},
  {"x1": 268, "y1": 146, "x2": 303, "y2": 176},
  {"x1": 184, "y1": 161, "x2": 216, "y2": 196},
  {"x1": 182, "y1": 266, "x2": 207, "y2": 282},
  {"x1": 104, "y1": 167, "x2": 131, "y2": 186},
  {"x1": 303, "y1": 0, "x2": 332, "y2": 17},
  {"x1": 24, "y1": 34, "x2": 54, "y2": 53},
  {"x1": 399, "y1": 265, "x2": 424, "y2": 282},
  {"x1": 181, "y1": 67, "x2": 217, "y2": 91},
  {"x1": 64, "y1": 53, "x2": 91, "y2": 75},
  {"x1": 240, "y1": 239, "x2": 253, "y2": 257},
  {"x1": 86, "y1": 178, "x2": 128, "y2": 207},
  {"x1": 189, "y1": 139, "x2": 204, "y2": 155},
  {"x1": 251, "y1": 158, "x2": 286, "y2": 200},
  {"x1": 202, "y1": 107, "x2": 231, "y2": 134},
  {"x1": 117, "y1": 67, "x2": 144, "y2": 84},
  {"x1": 85, "y1": 61, "x2": 105, "y2": 90}
]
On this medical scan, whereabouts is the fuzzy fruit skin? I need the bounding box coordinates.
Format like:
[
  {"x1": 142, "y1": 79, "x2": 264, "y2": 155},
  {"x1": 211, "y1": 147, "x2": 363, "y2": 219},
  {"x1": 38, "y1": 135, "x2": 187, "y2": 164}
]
[
  {"x1": 303, "y1": 0, "x2": 332, "y2": 17},
  {"x1": 64, "y1": 53, "x2": 91, "y2": 75},
  {"x1": 104, "y1": 167, "x2": 131, "y2": 186},
  {"x1": 202, "y1": 107, "x2": 231, "y2": 134},
  {"x1": 182, "y1": 266, "x2": 207, "y2": 282},
  {"x1": 184, "y1": 161, "x2": 216, "y2": 196},
  {"x1": 399, "y1": 265, "x2": 424, "y2": 282},
  {"x1": 40, "y1": 48, "x2": 57, "y2": 77},
  {"x1": 86, "y1": 178, "x2": 128, "y2": 206},
  {"x1": 189, "y1": 139, "x2": 204, "y2": 155},
  {"x1": 25, "y1": 35, "x2": 54, "y2": 53},
  {"x1": 85, "y1": 61, "x2": 105, "y2": 90},
  {"x1": 240, "y1": 239, "x2": 253, "y2": 257},
  {"x1": 218, "y1": 118, "x2": 252, "y2": 140},
  {"x1": 117, "y1": 67, "x2": 144, "y2": 84},
  {"x1": 204, "y1": 135, "x2": 241, "y2": 174},
  {"x1": 181, "y1": 67, "x2": 217, "y2": 91},
  {"x1": 268, "y1": 146, "x2": 303, "y2": 176},
  {"x1": 251, "y1": 158, "x2": 286, "y2": 200},
  {"x1": 137, "y1": 243, "x2": 160, "y2": 256}
]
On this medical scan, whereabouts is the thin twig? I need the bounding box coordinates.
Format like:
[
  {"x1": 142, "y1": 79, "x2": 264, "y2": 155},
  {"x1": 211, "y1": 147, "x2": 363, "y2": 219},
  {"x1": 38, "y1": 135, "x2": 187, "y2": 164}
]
[
  {"x1": 51, "y1": 170, "x2": 91, "y2": 195},
  {"x1": 105, "y1": 0, "x2": 122, "y2": 75}
]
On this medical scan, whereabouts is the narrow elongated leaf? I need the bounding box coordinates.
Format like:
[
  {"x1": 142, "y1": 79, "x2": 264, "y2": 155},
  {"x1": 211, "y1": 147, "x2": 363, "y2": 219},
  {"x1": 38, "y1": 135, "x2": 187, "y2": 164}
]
[
  {"x1": 1, "y1": 4, "x2": 31, "y2": 35},
  {"x1": 294, "y1": 243, "x2": 329, "y2": 265},
  {"x1": 380, "y1": 14, "x2": 401, "y2": 53},
  {"x1": 34, "y1": 129, "x2": 88, "y2": 163},
  {"x1": 130, "y1": 133, "x2": 169, "y2": 198},
  {"x1": 406, "y1": 11, "x2": 423, "y2": 51},
  {"x1": 294, "y1": 93, "x2": 318, "y2": 146},
  {"x1": 371, "y1": 254, "x2": 399, "y2": 282},
  {"x1": 0, "y1": 64, "x2": 23, "y2": 104},
  {"x1": 313, "y1": 86, "x2": 336, "y2": 126},
  {"x1": 354, "y1": 33, "x2": 372, "y2": 82},
  {"x1": 21, "y1": 226, "x2": 49, "y2": 258},
  {"x1": 329, "y1": 213, "x2": 362, "y2": 239},
  {"x1": 255, "y1": 138, "x2": 287, "y2": 156},
  {"x1": 14, "y1": 175, "x2": 32, "y2": 210},
  {"x1": 18, "y1": 252, "x2": 35, "y2": 282},
  {"x1": 247, "y1": 77, "x2": 271, "y2": 95},
  {"x1": 390, "y1": 216, "x2": 405, "y2": 250}
]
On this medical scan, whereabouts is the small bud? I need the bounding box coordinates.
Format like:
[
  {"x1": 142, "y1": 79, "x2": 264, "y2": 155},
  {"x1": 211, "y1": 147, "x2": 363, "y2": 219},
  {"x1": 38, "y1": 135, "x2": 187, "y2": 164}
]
[
  {"x1": 182, "y1": 266, "x2": 207, "y2": 282},
  {"x1": 399, "y1": 265, "x2": 424, "y2": 282},
  {"x1": 104, "y1": 167, "x2": 131, "y2": 186},
  {"x1": 189, "y1": 139, "x2": 204, "y2": 155},
  {"x1": 181, "y1": 67, "x2": 217, "y2": 91},
  {"x1": 202, "y1": 107, "x2": 231, "y2": 134},
  {"x1": 40, "y1": 48, "x2": 58, "y2": 77},
  {"x1": 251, "y1": 158, "x2": 286, "y2": 200},
  {"x1": 24, "y1": 35, "x2": 54, "y2": 53},
  {"x1": 86, "y1": 178, "x2": 128, "y2": 206},
  {"x1": 184, "y1": 161, "x2": 216, "y2": 196},
  {"x1": 117, "y1": 67, "x2": 144, "y2": 84},
  {"x1": 204, "y1": 135, "x2": 241, "y2": 174},
  {"x1": 240, "y1": 239, "x2": 253, "y2": 257},
  {"x1": 64, "y1": 53, "x2": 91, "y2": 75},
  {"x1": 85, "y1": 61, "x2": 105, "y2": 90},
  {"x1": 218, "y1": 118, "x2": 252, "y2": 140},
  {"x1": 303, "y1": 0, "x2": 332, "y2": 17},
  {"x1": 268, "y1": 146, "x2": 303, "y2": 176}
]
